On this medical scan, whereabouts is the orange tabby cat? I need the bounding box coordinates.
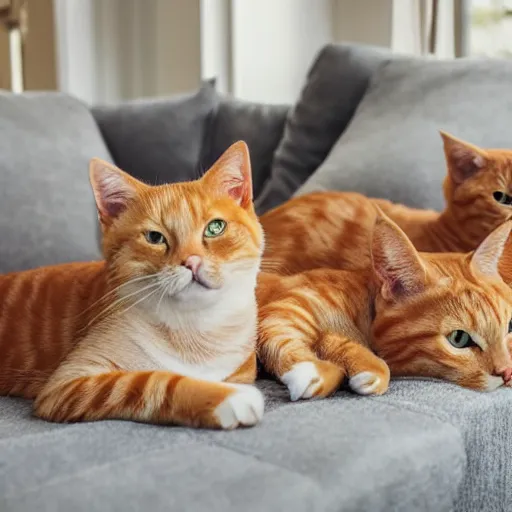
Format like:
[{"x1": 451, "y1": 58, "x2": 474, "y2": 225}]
[
  {"x1": 0, "y1": 141, "x2": 265, "y2": 430},
  {"x1": 261, "y1": 131, "x2": 512, "y2": 275},
  {"x1": 257, "y1": 214, "x2": 512, "y2": 400}
]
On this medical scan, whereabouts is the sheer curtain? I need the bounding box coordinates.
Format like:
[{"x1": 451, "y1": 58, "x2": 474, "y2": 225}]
[
  {"x1": 391, "y1": 0, "x2": 468, "y2": 57},
  {"x1": 54, "y1": 0, "x2": 202, "y2": 105}
]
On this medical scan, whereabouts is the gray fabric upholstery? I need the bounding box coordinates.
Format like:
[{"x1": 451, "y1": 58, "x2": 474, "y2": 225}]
[
  {"x1": 202, "y1": 97, "x2": 289, "y2": 200},
  {"x1": 255, "y1": 43, "x2": 395, "y2": 214},
  {"x1": 0, "y1": 380, "x2": 467, "y2": 512},
  {"x1": 379, "y1": 379, "x2": 512, "y2": 512},
  {"x1": 0, "y1": 91, "x2": 110, "y2": 273},
  {"x1": 298, "y1": 57, "x2": 512, "y2": 210},
  {"x1": 92, "y1": 80, "x2": 219, "y2": 185},
  {"x1": 2, "y1": 47, "x2": 512, "y2": 511}
]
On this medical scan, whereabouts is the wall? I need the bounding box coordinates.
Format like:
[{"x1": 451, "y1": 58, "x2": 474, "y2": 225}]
[
  {"x1": 24, "y1": 0, "x2": 57, "y2": 90},
  {"x1": 332, "y1": 0, "x2": 394, "y2": 47}
]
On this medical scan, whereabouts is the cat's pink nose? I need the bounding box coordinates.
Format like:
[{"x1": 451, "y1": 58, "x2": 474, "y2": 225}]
[
  {"x1": 183, "y1": 255, "x2": 202, "y2": 275},
  {"x1": 498, "y1": 367, "x2": 512, "y2": 383}
]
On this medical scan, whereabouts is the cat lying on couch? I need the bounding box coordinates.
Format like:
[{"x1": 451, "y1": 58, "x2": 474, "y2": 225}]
[
  {"x1": 0, "y1": 142, "x2": 265, "y2": 430},
  {"x1": 258, "y1": 131, "x2": 512, "y2": 401},
  {"x1": 0, "y1": 133, "x2": 511, "y2": 429}
]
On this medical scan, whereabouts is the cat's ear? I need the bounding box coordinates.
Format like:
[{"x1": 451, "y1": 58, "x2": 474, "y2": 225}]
[
  {"x1": 471, "y1": 219, "x2": 512, "y2": 280},
  {"x1": 202, "y1": 141, "x2": 253, "y2": 208},
  {"x1": 372, "y1": 210, "x2": 427, "y2": 301},
  {"x1": 440, "y1": 131, "x2": 488, "y2": 185},
  {"x1": 89, "y1": 158, "x2": 143, "y2": 225}
]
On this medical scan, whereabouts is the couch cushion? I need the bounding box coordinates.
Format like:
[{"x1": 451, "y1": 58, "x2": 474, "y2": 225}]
[
  {"x1": 92, "y1": 81, "x2": 219, "y2": 186},
  {"x1": 255, "y1": 43, "x2": 394, "y2": 214},
  {"x1": 0, "y1": 380, "x2": 464, "y2": 512},
  {"x1": 202, "y1": 97, "x2": 289, "y2": 201},
  {"x1": 298, "y1": 57, "x2": 512, "y2": 211},
  {"x1": 0, "y1": 91, "x2": 111, "y2": 273},
  {"x1": 377, "y1": 379, "x2": 512, "y2": 512}
]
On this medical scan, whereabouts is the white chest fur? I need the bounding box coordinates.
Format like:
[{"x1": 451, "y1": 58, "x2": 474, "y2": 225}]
[
  {"x1": 105, "y1": 300, "x2": 257, "y2": 382},
  {"x1": 99, "y1": 266, "x2": 260, "y2": 382},
  {"x1": 140, "y1": 338, "x2": 251, "y2": 382}
]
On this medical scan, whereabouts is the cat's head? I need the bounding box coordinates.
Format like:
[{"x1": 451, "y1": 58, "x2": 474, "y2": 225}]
[
  {"x1": 89, "y1": 141, "x2": 264, "y2": 312},
  {"x1": 441, "y1": 131, "x2": 512, "y2": 243},
  {"x1": 371, "y1": 213, "x2": 512, "y2": 391}
]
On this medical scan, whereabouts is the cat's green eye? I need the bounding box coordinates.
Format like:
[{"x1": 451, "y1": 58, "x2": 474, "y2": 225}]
[
  {"x1": 446, "y1": 330, "x2": 477, "y2": 349},
  {"x1": 145, "y1": 231, "x2": 167, "y2": 245},
  {"x1": 493, "y1": 191, "x2": 512, "y2": 206},
  {"x1": 204, "y1": 219, "x2": 227, "y2": 238}
]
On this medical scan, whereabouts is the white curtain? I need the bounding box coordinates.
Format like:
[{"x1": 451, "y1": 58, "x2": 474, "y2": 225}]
[
  {"x1": 391, "y1": 0, "x2": 467, "y2": 58},
  {"x1": 54, "y1": 0, "x2": 202, "y2": 105}
]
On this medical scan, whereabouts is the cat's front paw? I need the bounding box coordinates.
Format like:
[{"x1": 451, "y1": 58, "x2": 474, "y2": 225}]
[
  {"x1": 281, "y1": 361, "x2": 343, "y2": 401},
  {"x1": 349, "y1": 371, "x2": 389, "y2": 396},
  {"x1": 214, "y1": 384, "x2": 264, "y2": 429}
]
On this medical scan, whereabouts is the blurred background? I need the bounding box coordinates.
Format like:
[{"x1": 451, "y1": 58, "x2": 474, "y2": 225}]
[{"x1": 0, "y1": 0, "x2": 510, "y2": 106}]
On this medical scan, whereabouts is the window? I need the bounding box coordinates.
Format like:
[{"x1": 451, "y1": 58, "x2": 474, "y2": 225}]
[{"x1": 469, "y1": 0, "x2": 512, "y2": 57}]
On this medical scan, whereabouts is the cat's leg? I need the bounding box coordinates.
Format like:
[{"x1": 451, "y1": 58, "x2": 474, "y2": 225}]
[
  {"x1": 34, "y1": 369, "x2": 264, "y2": 429},
  {"x1": 258, "y1": 316, "x2": 344, "y2": 401},
  {"x1": 318, "y1": 333, "x2": 390, "y2": 395}
]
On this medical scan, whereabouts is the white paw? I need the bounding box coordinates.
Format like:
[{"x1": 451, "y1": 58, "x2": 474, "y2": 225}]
[
  {"x1": 349, "y1": 371, "x2": 381, "y2": 395},
  {"x1": 281, "y1": 362, "x2": 321, "y2": 401},
  {"x1": 214, "y1": 384, "x2": 265, "y2": 429}
]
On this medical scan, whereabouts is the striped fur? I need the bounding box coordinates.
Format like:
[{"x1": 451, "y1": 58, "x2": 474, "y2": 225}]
[
  {"x1": 1, "y1": 141, "x2": 265, "y2": 429},
  {"x1": 261, "y1": 132, "x2": 512, "y2": 276},
  {"x1": 257, "y1": 216, "x2": 512, "y2": 400}
]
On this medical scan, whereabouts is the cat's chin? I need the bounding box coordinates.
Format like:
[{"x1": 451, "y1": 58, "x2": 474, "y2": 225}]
[{"x1": 170, "y1": 279, "x2": 223, "y2": 305}]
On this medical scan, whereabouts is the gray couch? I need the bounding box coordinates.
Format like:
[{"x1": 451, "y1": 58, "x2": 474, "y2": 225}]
[{"x1": 1, "y1": 43, "x2": 511, "y2": 512}]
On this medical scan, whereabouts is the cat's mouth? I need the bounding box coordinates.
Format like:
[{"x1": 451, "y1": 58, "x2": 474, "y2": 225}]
[
  {"x1": 189, "y1": 271, "x2": 222, "y2": 290},
  {"x1": 192, "y1": 273, "x2": 214, "y2": 289}
]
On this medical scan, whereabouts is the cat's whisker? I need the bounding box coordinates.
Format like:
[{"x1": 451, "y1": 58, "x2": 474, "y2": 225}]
[
  {"x1": 155, "y1": 277, "x2": 172, "y2": 315},
  {"x1": 116, "y1": 286, "x2": 162, "y2": 318},
  {"x1": 83, "y1": 281, "x2": 162, "y2": 330},
  {"x1": 78, "y1": 273, "x2": 162, "y2": 319}
]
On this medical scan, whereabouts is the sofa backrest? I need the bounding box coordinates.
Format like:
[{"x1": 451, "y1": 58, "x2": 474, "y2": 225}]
[
  {"x1": 0, "y1": 84, "x2": 289, "y2": 273},
  {"x1": 92, "y1": 82, "x2": 289, "y2": 203},
  {"x1": 255, "y1": 43, "x2": 396, "y2": 214},
  {"x1": 0, "y1": 92, "x2": 111, "y2": 273},
  {"x1": 297, "y1": 54, "x2": 512, "y2": 212}
]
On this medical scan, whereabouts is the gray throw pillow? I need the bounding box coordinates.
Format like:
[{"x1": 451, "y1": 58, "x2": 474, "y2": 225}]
[
  {"x1": 92, "y1": 80, "x2": 219, "y2": 185},
  {"x1": 203, "y1": 97, "x2": 289, "y2": 201},
  {"x1": 297, "y1": 58, "x2": 512, "y2": 211},
  {"x1": 255, "y1": 43, "x2": 394, "y2": 214},
  {"x1": 0, "y1": 92, "x2": 112, "y2": 273}
]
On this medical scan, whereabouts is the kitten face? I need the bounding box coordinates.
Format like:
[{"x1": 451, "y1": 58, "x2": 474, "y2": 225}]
[
  {"x1": 371, "y1": 215, "x2": 512, "y2": 391},
  {"x1": 441, "y1": 132, "x2": 512, "y2": 238},
  {"x1": 89, "y1": 142, "x2": 263, "y2": 313}
]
